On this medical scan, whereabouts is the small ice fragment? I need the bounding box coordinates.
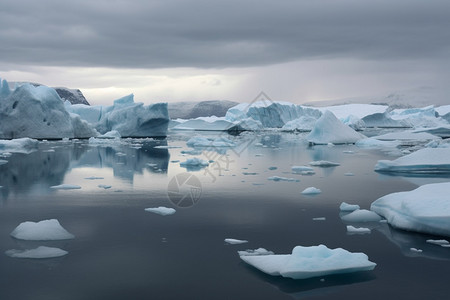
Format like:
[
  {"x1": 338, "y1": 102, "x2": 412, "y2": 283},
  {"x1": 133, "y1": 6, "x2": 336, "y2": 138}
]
[
  {"x1": 267, "y1": 176, "x2": 299, "y2": 182},
  {"x1": 255, "y1": 154, "x2": 263, "y2": 157},
  {"x1": 115, "y1": 152, "x2": 127, "y2": 156},
  {"x1": 426, "y1": 239, "x2": 450, "y2": 247},
  {"x1": 301, "y1": 187, "x2": 321, "y2": 195},
  {"x1": 154, "y1": 145, "x2": 182, "y2": 149},
  {"x1": 50, "y1": 184, "x2": 81, "y2": 190},
  {"x1": 344, "y1": 172, "x2": 354, "y2": 176},
  {"x1": 313, "y1": 217, "x2": 326, "y2": 221},
  {"x1": 5, "y1": 246, "x2": 68, "y2": 259},
  {"x1": 225, "y1": 238, "x2": 248, "y2": 245},
  {"x1": 238, "y1": 248, "x2": 274, "y2": 256},
  {"x1": 10, "y1": 219, "x2": 75, "y2": 240},
  {"x1": 0, "y1": 159, "x2": 8, "y2": 165},
  {"x1": 343, "y1": 150, "x2": 355, "y2": 154},
  {"x1": 292, "y1": 166, "x2": 314, "y2": 173},
  {"x1": 243, "y1": 172, "x2": 258, "y2": 175},
  {"x1": 146, "y1": 163, "x2": 158, "y2": 167},
  {"x1": 341, "y1": 209, "x2": 381, "y2": 222},
  {"x1": 180, "y1": 158, "x2": 209, "y2": 167},
  {"x1": 84, "y1": 176, "x2": 104, "y2": 180},
  {"x1": 268, "y1": 166, "x2": 278, "y2": 170},
  {"x1": 144, "y1": 207, "x2": 176, "y2": 216},
  {"x1": 309, "y1": 161, "x2": 340, "y2": 167},
  {"x1": 98, "y1": 184, "x2": 112, "y2": 189},
  {"x1": 347, "y1": 225, "x2": 371, "y2": 234},
  {"x1": 410, "y1": 248, "x2": 423, "y2": 253},
  {"x1": 339, "y1": 202, "x2": 360, "y2": 212}
]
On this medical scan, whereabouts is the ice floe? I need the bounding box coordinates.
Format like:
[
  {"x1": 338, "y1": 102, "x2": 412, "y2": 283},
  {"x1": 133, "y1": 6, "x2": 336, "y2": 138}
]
[
  {"x1": 225, "y1": 238, "x2": 248, "y2": 245},
  {"x1": 426, "y1": 239, "x2": 450, "y2": 247},
  {"x1": 5, "y1": 246, "x2": 68, "y2": 259},
  {"x1": 301, "y1": 187, "x2": 321, "y2": 195},
  {"x1": 240, "y1": 244, "x2": 376, "y2": 279},
  {"x1": 144, "y1": 207, "x2": 176, "y2": 216},
  {"x1": 309, "y1": 160, "x2": 340, "y2": 167},
  {"x1": 10, "y1": 219, "x2": 75, "y2": 240},
  {"x1": 50, "y1": 184, "x2": 81, "y2": 190},
  {"x1": 180, "y1": 158, "x2": 209, "y2": 171},
  {"x1": 267, "y1": 176, "x2": 299, "y2": 182},
  {"x1": 346, "y1": 226, "x2": 371, "y2": 234}
]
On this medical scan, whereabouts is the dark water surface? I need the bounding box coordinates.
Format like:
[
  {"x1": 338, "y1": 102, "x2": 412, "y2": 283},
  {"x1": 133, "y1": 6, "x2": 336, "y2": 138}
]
[{"x1": 0, "y1": 132, "x2": 449, "y2": 300}]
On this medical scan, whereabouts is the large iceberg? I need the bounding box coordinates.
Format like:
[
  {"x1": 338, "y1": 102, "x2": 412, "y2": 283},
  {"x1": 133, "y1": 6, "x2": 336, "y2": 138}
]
[
  {"x1": 371, "y1": 182, "x2": 450, "y2": 237},
  {"x1": 240, "y1": 244, "x2": 376, "y2": 279},
  {"x1": 374, "y1": 148, "x2": 450, "y2": 173},
  {"x1": 307, "y1": 111, "x2": 365, "y2": 145}
]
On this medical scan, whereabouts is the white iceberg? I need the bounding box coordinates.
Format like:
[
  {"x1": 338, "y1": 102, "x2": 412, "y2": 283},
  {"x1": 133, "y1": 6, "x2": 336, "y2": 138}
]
[
  {"x1": 5, "y1": 246, "x2": 68, "y2": 259},
  {"x1": 50, "y1": 184, "x2": 81, "y2": 190},
  {"x1": 240, "y1": 244, "x2": 376, "y2": 279},
  {"x1": 346, "y1": 226, "x2": 371, "y2": 234},
  {"x1": 171, "y1": 117, "x2": 237, "y2": 131},
  {"x1": 225, "y1": 238, "x2": 248, "y2": 245},
  {"x1": 309, "y1": 160, "x2": 340, "y2": 167},
  {"x1": 301, "y1": 187, "x2": 321, "y2": 195},
  {"x1": 370, "y1": 182, "x2": 450, "y2": 237},
  {"x1": 10, "y1": 219, "x2": 75, "y2": 240},
  {"x1": 306, "y1": 111, "x2": 366, "y2": 145},
  {"x1": 374, "y1": 148, "x2": 450, "y2": 173},
  {"x1": 340, "y1": 202, "x2": 360, "y2": 212},
  {"x1": 341, "y1": 209, "x2": 382, "y2": 222},
  {"x1": 144, "y1": 206, "x2": 176, "y2": 216}
]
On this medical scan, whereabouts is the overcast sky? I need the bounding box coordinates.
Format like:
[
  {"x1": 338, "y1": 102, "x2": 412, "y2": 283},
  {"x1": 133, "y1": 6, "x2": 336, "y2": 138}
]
[{"x1": 1, "y1": 0, "x2": 449, "y2": 105}]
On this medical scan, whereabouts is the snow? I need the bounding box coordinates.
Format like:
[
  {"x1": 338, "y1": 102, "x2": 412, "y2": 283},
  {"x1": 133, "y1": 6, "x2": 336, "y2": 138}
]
[
  {"x1": 186, "y1": 136, "x2": 235, "y2": 147},
  {"x1": 240, "y1": 244, "x2": 376, "y2": 279},
  {"x1": 341, "y1": 209, "x2": 382, "y2": 222},
  {"x1": 0, "y1": 138, "x2": 39, "y2": 154},
  {"x1": 5, "y1": 246, "x2": 68, "y2": 259},
  {"x1": 10, "y1": 219, "x2": 75, "y2": 240},
  {"x1": 340, "y1": 202, "x2": 360, "y2": 212},
  {"x1": 238, "y1": 248, "x2": 274, "y2": 256},
  {"x1": 145, "y1": 207, "x2": 176, "y2": 216},
  {"x1": 307, "y1": 111, "x2": 366, "y2": 145},
  {"x1": 347, "y1": 226, "x2": 371, "y2": 234},
  {"x1": 301, "y1": 187, "x2": 321, "y2": 195},
  {"x1": 225, "y1": 238, "x2": 248, "y2": 245},
  {"x1": 267, "y1": 176, "x2": 299, "y2": 182},
  {"x1": 50, "y1": 184, "x2": 81, "y2": 190},
  {"x1": 370, "y1": 182, "x2": 450, "y2": 237},
  {"x1": 309, "y1": 160, "x2": 340, "y2": 167},
  {"x1": 374, "y1": 148, "x2": 450, "y2": 173}
]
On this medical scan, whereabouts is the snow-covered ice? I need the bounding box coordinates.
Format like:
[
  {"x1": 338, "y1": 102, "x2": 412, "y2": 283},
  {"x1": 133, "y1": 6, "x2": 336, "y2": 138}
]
[
  {"x1": 309, "y1": 160, "x2": 340, "y2": 167},
  {"x1": 301, "y1": 187, "x2": 321, "y2": 195},
  {"x1": 50, "y1": 184, "x2": 81, "y2": 190},
  {"x1": 307, "y1": 111, "x2": 366, "y2": 145},
  {"x1": 339, "y1": 202, "x2": 360, "y2": 212},
  {"x1": 371, "y1": 182, "x2": 450, "y2": 237},
  {"x1": 240, "y1": 244, "x2": 376, "y2": 279},
  {"x1": 10, "y1": 219, "x2": 75, "y2": 240},
  {"x1": 5, "y1": 246, "x2": 68, "y2": 259},
  {"x1": 238, "y1": 248, "x2": 274, "y2": 256},
  {"x1": 374, "y1": 148, "x2": 450, "y2": 173},
  {"x1": 347, "y1": 226, "x2": 371, "y2": 234},
  {"x1": 341, "y1": 209, "x2": 382, "y2": 222},
  {"x1": 225, "y1": 238, "x2": 248, "y2": 245},
  {"x1": 144, "y1": 207, "x2": 176, "y2": 216}
]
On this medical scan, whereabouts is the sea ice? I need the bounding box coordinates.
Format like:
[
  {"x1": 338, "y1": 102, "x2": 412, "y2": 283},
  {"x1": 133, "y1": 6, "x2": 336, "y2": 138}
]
[
  {"x1": 50, "y1": 184, "x2": 81, "y2": 190},
  {"x1": 225, "y1": 238, "x2": 248, "y2": 245},
  {"x1": 340, "y1": 209, "x2": 382, "y2": 222},
  {"x1": 240, "y1": 244, "x2": 376, "y2": 279},
  {"x1": 5, "y1": 246, "x2": 68, "y2": 259},
  {"x1": 371, "y1": 182, "x2": 450, "y2": 237},
  {"x1": 309, "y1": 160, "x2": 340, "y2": 167},
  {"x1": 10, "y1": 219, "x2": 75, "y2": 240},
  {"x1": 267, "y1": 176, "x2": 299, "y2": 182},
  {"x1": 238, "y1": 248, "x2": 274, "y2": 256},
  {"x1": 339, "y1": 202, "x2": 360, "y2": 212},
  {"x1": 144, "y1": 207, "x2": 176, "y2": 216},
  {"x1": 301, "y1": 187, "x2": 321, "y2": 195},
  {"x1": 374, "y1": 148, "x2": 450, "y2": 173},
  {"x1": 306, "y1": 111, "x2": 366, "y2": 145},
  {"x1": 347, "y1": 226, "x2": 371, "y2": 234}
]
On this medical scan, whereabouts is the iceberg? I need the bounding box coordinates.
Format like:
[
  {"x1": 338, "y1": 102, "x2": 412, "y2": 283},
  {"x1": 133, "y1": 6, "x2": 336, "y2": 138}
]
[
  {"x1": 144, "y1": 206, "x2": 176, "y2": 216},
  {"x1": 10, "y1": 219, "x2": 75, "y2": 240},
  {"x1": 301, "y1": 187, "x2": 322, "y2": 195},
  {"x1": 346, "y1": 226, "x2": 371, "y2": 234},
  {"x1": 339, "y1": 202, "x2": 360, "y2": 212},
  {"x1": 281, "y1": 116, "x2": 317, "y2": 132},
  {"x1": 0, "y1": 138, "x2": 39, "y2": 154},
  {"x1": 240, "y1": 244, "x2": 376, "y2": 279},
  {"x1": 292, "y1": 165, "x2": 315, "y2": 175},
  {"x1": 371, "y1": 130, "x2": 439, "y2": 141},
  {"x1": 318, "y1": 104, "x2": 388, "y2": 120},
  {"x1": 340, "y1": 209, "x2": 382, "y2": 222},
  {"x1": 180, "y1": 158, "x2": 209, "y2": 170},
  {"x1": 361, "y1": 113, "x2": 410, "y2": 128},
  {"x1": 309, "y1": 160, "x2": 340, "y2": 167},
  {"x1": 374, "y1": 148, "x2": 450, "y2": 173},
  {"x1": 306, "y1": 111, "x2": 366, "y2": 145},
  {"x1": 370, "y1": 182, "x2": 450, "y2": 237},
  {"x1": 225, "y1": 238, "x2": 248, "y2": 245},
  {"x1": 238, "y1": 248, "x2": 274, "y2": 256},
  {"x1": 5, "y1": 246, "x2": 68, "y2": 259}
]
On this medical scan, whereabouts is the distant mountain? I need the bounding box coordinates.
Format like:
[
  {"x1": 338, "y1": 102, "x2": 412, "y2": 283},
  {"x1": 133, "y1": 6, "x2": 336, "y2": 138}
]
[
  {"x1": 168, "y1": 100, "x2": 238, "y2": 119},
  {"x1": 11, "y1": 82, "x2": 90, "y2": 105}
]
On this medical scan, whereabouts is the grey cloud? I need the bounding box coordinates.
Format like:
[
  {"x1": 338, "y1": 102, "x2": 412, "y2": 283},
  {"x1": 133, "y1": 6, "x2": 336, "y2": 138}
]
[{"x1": 0, "y1": 0, "x2": 449, "y2": 69}]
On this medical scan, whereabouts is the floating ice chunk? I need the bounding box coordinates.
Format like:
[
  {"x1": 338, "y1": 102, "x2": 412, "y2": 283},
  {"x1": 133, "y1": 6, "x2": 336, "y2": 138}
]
[
  {"x1": 240, "y1": 244, "x2": 376, "y2": 279},
  {"x1": 307, "y1": 111, "x2": 366, "y2": 145},
  {"x1": 313, "y1": 217, "x2": 326, "y2": 221},
  {"x1": 319, "y1": 104, "x2": 388, "y2": 120},
  {"x1": 225, "y1": 238, "x2": 248, "y2": 245},
  {"x1": 362, "y1": 113, "x2": 410, "y2": 128},
  {"x1": 180, "y1": 158, "x2": 209, "y2": 170},
  {"x1": 291, "y1": 166, "x2": 314, "y2": 174},
  {"x1": 341, "y1": 209, "x2": 382, "y2": 222},
  {"x1": 154, "y1": 145, "x2": 182, "y2": 149},
  {"x1": 371, "y1": 182, "x2": 450, "y2": 237},
  {"x1": 426, "y1": 239, "x2": 450, "y2": 247},
  {"x1": 144, "y1": 207, "x2": 176, "y2": 216},
  {"x1": 0, "y1": 138, "x2": 39, "y2": 154},
  {"x1": 50, "y1": 184, "x2": 81, "y2": 190},
  {"x1": 5, "y1": 246, "x2": 68, "y2": 259},
  {"x1": 410, "y1": 248, "x2": 423, "y2": 253},
  {"x1": 355, "y1": 138, "x2": 400, "y2": 148},
  {"x1": 84, "y1": 176, "x2": 104, "y2": 180},
  {"x1": 340, "y1": 202, "x2": 360, "y2": 212},
  {"x1": 0, "y1": 159, "x2": 7, "y2": 165},
  {"x1": 375, "y1": 148, "x2": 450, "y2": 174},
  {"x1": 347, "y1": 226, "x2": 371, "y2": 234},
  {"x1": 344, "y1": 172, "x2": 354, "y2": 176},
  {"x1": 181, "y1": 149, "x2": 203, "y2": 155},
  {"x1": 309, "y1": 160, "x2": 340, "y2": 167},
  {"x1": 98, "y1": 184, "x2": 112, "y2": 189},
  {"x1": 238, "y1": 248, "x2": 274, "y2": 256},
  {"x1": 10, "y1": 219, "x2": 75, "y2": 240},
  {"x1": 267, "y1": 176, "x2": 299, "y2": 182},
  {"x1": 268, "y1": 166, "x2": 278, "y2": 170},
  {"x1": 301, "y1": 187, "x2": 321, "y2": 195}
]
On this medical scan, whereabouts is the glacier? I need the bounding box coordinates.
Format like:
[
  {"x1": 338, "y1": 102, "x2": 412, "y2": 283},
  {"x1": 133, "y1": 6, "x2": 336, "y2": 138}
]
[
  {"x1": 240, "y1": 244, "x2": 376, "y2": 279},
  {"x1": 371, "y1": 182, "x2": 450, "y2": 237}
]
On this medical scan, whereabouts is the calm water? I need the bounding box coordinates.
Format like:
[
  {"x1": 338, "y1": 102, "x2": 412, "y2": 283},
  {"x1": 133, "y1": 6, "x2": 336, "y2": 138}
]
[{"x1": 0, "y1": 131, "x2": 449, "y2": 300}]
